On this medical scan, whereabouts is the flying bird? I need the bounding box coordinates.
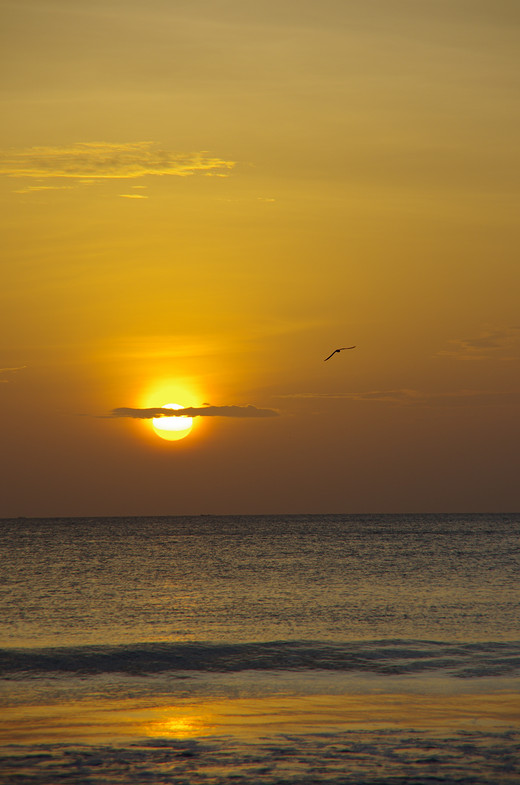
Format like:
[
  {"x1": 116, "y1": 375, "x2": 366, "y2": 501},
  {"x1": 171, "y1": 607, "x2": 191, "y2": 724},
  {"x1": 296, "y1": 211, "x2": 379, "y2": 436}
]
[{"x1": 324, "y1": 346, "x2": 356, "y2": 361}]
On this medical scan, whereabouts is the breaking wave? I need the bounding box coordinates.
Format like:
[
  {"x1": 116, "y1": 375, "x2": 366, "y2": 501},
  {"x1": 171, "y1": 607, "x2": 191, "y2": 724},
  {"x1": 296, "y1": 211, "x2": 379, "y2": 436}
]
[{"x1": 2, "y1": 639, "x2": 520, "y2": 679}]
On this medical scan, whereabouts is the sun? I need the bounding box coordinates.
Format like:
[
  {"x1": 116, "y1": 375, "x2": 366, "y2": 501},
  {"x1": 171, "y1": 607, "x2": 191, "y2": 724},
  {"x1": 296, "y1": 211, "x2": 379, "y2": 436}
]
[{"x1": 152, "y1": 403, "x2": 193, "y2": 441}]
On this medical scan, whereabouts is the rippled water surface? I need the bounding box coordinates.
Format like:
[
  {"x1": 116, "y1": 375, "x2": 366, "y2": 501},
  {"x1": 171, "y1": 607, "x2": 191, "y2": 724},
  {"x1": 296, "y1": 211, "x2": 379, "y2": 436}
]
[
  {"x1": 1, "y1": 513, "x2": 519, "y2": 646},
  {"x1": 1, "y1": 513, "x2": 519, "y2": 783}
]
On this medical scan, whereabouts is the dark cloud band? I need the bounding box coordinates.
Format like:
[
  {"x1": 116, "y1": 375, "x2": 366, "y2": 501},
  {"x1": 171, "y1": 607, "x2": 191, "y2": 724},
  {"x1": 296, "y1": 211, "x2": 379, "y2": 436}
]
[{"x1": 112, "y1": 405, "x2": 278, "y2": 419}]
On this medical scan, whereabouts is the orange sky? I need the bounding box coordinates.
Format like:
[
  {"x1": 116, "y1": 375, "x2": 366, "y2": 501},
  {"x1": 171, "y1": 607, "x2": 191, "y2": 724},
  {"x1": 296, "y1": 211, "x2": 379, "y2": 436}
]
[{"x1": 1, "y1": 0, "x2": 519, "y2": 516}]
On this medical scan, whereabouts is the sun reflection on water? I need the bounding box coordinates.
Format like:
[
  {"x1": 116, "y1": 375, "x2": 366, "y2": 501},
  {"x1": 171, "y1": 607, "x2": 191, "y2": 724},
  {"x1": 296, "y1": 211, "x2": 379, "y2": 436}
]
[{"x1": 144, "y1": 709, "x2": 214, "y2": 739}]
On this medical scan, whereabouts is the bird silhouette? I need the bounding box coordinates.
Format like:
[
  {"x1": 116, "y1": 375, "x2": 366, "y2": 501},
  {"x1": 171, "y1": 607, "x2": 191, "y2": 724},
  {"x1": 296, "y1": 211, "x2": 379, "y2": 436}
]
[{"x1": 324, "y1": 346, "x2": 356, "y2": 361}]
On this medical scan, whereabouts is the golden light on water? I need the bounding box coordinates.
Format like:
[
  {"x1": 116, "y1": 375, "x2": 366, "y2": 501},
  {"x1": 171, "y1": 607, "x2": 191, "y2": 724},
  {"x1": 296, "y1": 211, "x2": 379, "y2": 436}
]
[
  {"x1": 152, "y1": 403, "x2": 193, "y2": 441},
  {"x1": 144, "y1": 712, "x2": 212, "y2": 739},
  {"x1": 2, "y1": 692, "x2": 520, "y2": 746}
]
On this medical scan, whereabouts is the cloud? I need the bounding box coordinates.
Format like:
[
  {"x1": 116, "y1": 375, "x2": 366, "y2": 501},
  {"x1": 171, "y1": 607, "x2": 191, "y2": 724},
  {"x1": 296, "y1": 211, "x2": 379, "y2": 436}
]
[
  {"x1": 0, "y1": 365, "x2": 27, "y2": 383},
  {"x1": 118, "y1": 193, "x2": 149, "y2": 199},
  {"x1": 111, "y1": 404, "x2": 279, "y2": 419},
  {"x1": 437, "y1": 326, "x2": 520, "y2": 360},
  {"x1": 277, "y1": 389, "x2": 421, "y2": 404},
  {"x1": 1, "y1": 142, "x2": 235, "y2": 182},
  {"x1": 277, "y1": 389, "x2": 520, "y2": 407},
  {"x1": 14, "y1": 185, "x2": 75, "y2": 194}
]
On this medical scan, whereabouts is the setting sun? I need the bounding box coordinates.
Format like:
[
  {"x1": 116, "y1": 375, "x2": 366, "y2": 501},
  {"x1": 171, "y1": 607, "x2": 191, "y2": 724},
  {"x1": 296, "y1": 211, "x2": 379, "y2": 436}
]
[{"x1": 152, "y1": 403, "x2": 193, "y2": 441}]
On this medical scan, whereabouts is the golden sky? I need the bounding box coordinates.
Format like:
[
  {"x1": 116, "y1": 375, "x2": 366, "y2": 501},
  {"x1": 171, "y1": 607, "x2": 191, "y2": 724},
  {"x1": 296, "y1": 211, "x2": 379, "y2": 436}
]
[{"x1": 1, "y1": 0, "x2": 519, "y2": 515}]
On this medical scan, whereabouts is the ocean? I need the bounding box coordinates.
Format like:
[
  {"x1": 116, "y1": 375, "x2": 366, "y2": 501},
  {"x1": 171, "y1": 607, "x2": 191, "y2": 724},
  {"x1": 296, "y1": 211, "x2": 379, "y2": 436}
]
[{"x1": 1, "y1": 513, "x2": 519, "y2": 783}]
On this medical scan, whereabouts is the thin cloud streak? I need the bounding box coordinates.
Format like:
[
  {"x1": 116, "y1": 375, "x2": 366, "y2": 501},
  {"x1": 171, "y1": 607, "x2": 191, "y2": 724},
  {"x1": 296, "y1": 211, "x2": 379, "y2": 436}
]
[
  {"x1": 0, "y1": 365, "x2": 27, "y2": 383},
  {"x1": 1, "y1": 142, "x2": 235, "y2": 182},
  {"x1": 111, "y1": 405, "x2": 279, "y2": 419},
  {"x1": 277, "y1": 389, "x2": 520, "y2": 407},
  {"x1": 437, "y1": 326, "x2": 520, "y2": 360},
  {"x1": 14, "y1": 185, "x2": 75, "y2": 194}
]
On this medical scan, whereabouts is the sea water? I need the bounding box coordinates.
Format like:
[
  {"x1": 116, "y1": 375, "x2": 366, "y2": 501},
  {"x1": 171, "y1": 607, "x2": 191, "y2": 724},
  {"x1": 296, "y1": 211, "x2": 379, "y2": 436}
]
[{"x1": 1, "y1": 514, "x2": 519, "y2": 783}]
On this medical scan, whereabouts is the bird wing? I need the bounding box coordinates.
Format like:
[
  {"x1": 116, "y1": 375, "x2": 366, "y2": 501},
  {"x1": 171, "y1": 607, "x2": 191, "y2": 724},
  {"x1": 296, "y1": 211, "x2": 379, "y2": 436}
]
[
  {"x1": 324, "y1": 351, "x2": 338, "y2": 361},
  {"x1": 324, "y1": 346, "x2": 356, "y2": 360}
]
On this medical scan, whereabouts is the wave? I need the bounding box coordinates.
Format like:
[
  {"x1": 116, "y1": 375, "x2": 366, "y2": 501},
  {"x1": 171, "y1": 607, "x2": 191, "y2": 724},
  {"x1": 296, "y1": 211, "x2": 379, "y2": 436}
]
[{"x1": 2, "y1": 640, "x2": 520, "y2": 679}]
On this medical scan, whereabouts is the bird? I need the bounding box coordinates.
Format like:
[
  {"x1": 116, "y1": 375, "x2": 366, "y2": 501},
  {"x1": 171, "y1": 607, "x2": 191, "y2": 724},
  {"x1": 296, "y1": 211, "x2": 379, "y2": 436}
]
[{"x1": 324, "y1": 346, "x2": 356, "y2": 361}]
